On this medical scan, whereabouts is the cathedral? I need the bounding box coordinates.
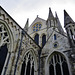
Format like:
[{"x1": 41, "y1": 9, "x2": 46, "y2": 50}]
[{"x1": 0, "y1": 6, "x2": 75, "y2": 75}]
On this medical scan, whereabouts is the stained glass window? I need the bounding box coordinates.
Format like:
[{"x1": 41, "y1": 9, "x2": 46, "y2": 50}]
[
  {"x1": 33, "y1": 23, "x2": 42, "y2": 32},
  {"x1": 33, "y1": 29, "x2": 35, "y2": 31}
]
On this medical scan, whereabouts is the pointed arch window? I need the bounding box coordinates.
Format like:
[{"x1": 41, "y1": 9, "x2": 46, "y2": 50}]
[
  {"x1": 49, "y1": 53, "x2": 70, "y2": 75},
  {"x1": 34, "y1": 34, "x2": 39, "y2": 45},
  {"x1": 42, "y1": 34, "x2": 46, "y2": 47},
  {"x1": 21, "y1": 52, "x2": 34, "y2": 75},
  {"x1": 0, "y1": 23, "x2": 10, "y2": 74}
]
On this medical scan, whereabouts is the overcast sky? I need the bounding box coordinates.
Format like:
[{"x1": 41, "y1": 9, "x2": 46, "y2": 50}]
[{"x1": 0, "y1": 0, "x2": 75, "y2": 29}]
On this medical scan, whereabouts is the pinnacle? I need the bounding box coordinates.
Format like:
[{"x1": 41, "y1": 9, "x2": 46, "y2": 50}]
[
  {"x1": 48, "y1": 7, "x2": 54, "y2": 20},
  {"x1": 64, "y1": 10, "x2": 74, "y2": 27},
  {"x1": 24, "y1": 18, "x2": 29, "y2": 32}
]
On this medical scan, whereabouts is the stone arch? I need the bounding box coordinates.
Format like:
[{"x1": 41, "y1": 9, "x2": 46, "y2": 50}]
[
  {"x1": 18, "y1": 49, "x2": 38, "y2": 75},
  {"x1": 45, "y1": 51, "x2": 72, "y2": 75},
  {"x1": 0, "y1": 19, "x2": 14, "y2": 74}
]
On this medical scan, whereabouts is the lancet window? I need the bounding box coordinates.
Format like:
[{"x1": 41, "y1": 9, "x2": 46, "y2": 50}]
[
  {"x1": 54, "y1": 34, "x2": 56, "y2": 40},
  {"x1": 34, "y1": 34, "x2": 39, "y2": 45},
  {"x1": 42, "y1": 34, "x2": 46, "y2": 47}
]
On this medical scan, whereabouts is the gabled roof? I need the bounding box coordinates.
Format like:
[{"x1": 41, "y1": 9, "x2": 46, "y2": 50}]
[
  {"x1": 28, "y1": 16, "x2": 46, "y2": 34},
  {"x1": 30, "y1": 16, "x2": 46, "y2": 27}
]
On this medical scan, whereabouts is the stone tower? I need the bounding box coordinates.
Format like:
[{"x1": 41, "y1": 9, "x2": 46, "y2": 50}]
[{"x1": 64, "y1": 10, "x2": 75, "y2": 48}]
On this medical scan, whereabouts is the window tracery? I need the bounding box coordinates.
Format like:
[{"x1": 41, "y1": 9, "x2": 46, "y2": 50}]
[
  {"x1": 0, "y1": 23, "x2": 10, "y2": 74},
  {"x1": 21, "y1": 52, "x2": 34, "y2": 75},
  {"x1": 49, "y1": 53, "x2": 70, "y2": 75},
  {"x1": 0, "y1": 24, "x2": 10, "y2": 47}
]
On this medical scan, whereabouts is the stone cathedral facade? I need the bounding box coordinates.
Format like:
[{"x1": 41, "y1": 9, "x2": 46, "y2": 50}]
[{"x1": 0, "y1": 6, "x2": 75, "y2": 75}]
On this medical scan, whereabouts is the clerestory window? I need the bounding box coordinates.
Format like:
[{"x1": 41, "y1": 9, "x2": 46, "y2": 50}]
[
  {"x1": 34, "y1": 34, "x2": 39, "y2": 45},
  {"x1": 42, "y1": 34, "x2": 46, "y2": 47}
]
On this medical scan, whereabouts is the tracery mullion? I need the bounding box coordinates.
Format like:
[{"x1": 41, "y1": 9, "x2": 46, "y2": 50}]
[
  {"x1": 53, "y1": 55, "x2": 56, "y2": 75},
  {"x1": 59, "y1": 54, "x2": 63, "y2": 75},
  {"x1": 24, "y1": 62, "x2": 27, "y2": 75},
  {"x1": 24, "y1": 56, "x2": 28, "y2": 75},
  {"x1": 30, "y1": 55, "x2": 34, "y2": 75}
]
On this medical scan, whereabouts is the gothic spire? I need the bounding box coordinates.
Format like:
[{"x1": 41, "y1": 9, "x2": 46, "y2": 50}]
[
  {"x1": 48, "y1": 8, "x2": 54, "y2": 20},
  {"x1": 24, "y1": 18, "x2": 29, "y2": 32},
  {"x1": 64, "y1": 10, "x2": 74, "y2": 27},
  {"x1": 55, "y1": 12, "x2": 64, "y2": 33},
  {"x1": 55, "y1": 12, "x2": 61, "y2": 25}
]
